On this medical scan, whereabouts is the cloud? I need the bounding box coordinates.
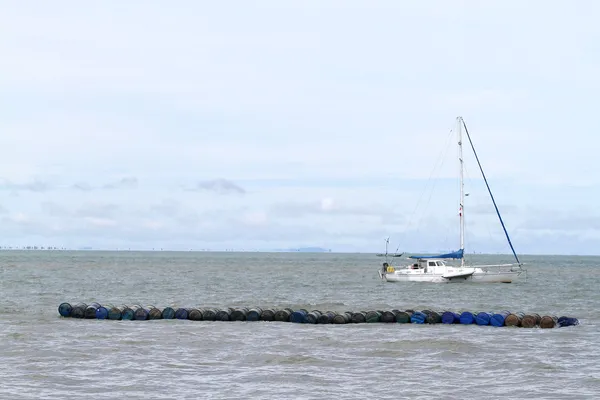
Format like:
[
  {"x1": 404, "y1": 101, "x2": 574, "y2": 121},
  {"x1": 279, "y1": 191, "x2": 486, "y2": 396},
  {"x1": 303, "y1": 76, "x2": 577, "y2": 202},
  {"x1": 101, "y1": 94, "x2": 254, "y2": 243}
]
[
  {"x1": 103, "y1": 177, "x2": 138, "y2": 190},
  {"x1": 72, "y1": 182, "x2": 93, "y2": 191},
  {"x1": 191, "y1": 179, "x2": 246, "y2": 195},
  {"x1": 0, "y1": 179, "x2": 51, "y2": 192},
  {"x1": 0, "y1": 204, "x2": 7, "y2": 214}
]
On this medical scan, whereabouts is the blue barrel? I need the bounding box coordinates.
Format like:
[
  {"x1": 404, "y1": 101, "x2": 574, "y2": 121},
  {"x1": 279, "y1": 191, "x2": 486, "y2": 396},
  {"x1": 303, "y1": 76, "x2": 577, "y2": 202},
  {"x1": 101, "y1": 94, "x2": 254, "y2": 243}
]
[
  {"x1": 132, "y1": 305, "x2": 149, "y2": 321},
  {"x1": 459, "y1": 311, "x2": 476, "y2": 324},
  {"x1": 95, "y1": 305, "x2": 109, "y2": 320},
  {"x1": 290, "y1": 309, "x2": 308, "y2": 323},
  {"x1": 410, "y1": 311, "x2": 427, "y2": 324},
  {"x1": 121, "y1": 307, "x2": 135, "y2": 320},
  {"x1": 475, "y1": 312, "x2": 492, "y2": 326},
  {"x1": 58, "y1": 302, "x2": 72, "y2": 317},
  {"x1": 161, "y1": 307, "x2": 175, "y2": 319},
  {"x1": 246, "y1": 307, "x2": 263, "y2": 321},
  {"x1": 84, "y1": 303, "x2": 102, "y2": 319},
  {"x1": 557, "y1": 316, "x2": 579, "y2": 327},
  {"x1": 441, "y1": 311, "x2": 459, "y2": 324},
  {"x1": 175, "y1": 308, "x2": 189, "y2": 320},
  {"x1": 490, "y1": 310, "x2": 511, "y2": 327},
  {"x1": 305, "y1": 310, "x2": 322, "y2": 324}
]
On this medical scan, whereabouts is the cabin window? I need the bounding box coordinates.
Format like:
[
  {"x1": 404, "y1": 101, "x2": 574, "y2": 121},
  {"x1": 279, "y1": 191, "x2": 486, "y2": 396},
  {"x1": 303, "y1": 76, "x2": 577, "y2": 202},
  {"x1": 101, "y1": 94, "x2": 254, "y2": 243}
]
[
  {"x1": 436, "y1": 261, "x2": 443, "y2": 266},
  {"x1": 428, "y1": 262, "x2": 436, "y2": 267}
]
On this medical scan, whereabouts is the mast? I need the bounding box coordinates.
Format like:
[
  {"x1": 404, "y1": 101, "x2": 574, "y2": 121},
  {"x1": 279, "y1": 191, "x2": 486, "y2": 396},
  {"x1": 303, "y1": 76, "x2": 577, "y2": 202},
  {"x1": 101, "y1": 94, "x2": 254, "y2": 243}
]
[{"x1": 457, "y1": 116, "x2": 465, "y2": 266}]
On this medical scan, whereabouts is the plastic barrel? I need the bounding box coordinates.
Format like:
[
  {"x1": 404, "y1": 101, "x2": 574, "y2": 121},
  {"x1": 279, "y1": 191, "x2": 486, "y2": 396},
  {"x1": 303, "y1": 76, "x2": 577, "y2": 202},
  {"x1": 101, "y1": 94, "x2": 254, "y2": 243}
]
[
  {"x1": 351, "y1": 312, "x2": 367, "y2": 323},
  {"x1": 395, "y1": 311, "x2": 412, "y2": 323},
  {"x1": 260, "y1": 309, "x2": 276, "y2": 321},
  {"x1": 475, "y1": 312, "x2": 492, "y2": 326},
  {"x1": 95, "y1": 305, "x2": 109, "y2": 320},
  {"x1": 426, "y1": 311, "x2": 441, "y2": 324},
  {"x1": 521, "y1": 313, "x2": 541, "y2": 328},
  {"x1": 161, "y1": 307, "x2": 175, "y2": 320},
  {"x1": 216, "y1": 308, "x2": 234, "y2": 321},
  {"x1": 317, "y1": 311, "x2": 336, "y2": 324},
  {"x1": 202, "y1": 308, "x2": 219, "y2": 321},
  {"x1": 148, "y1": 306, "x2": 162, "y2": 320},
  {"x1": 365, "y1": 311, "x2": 381, "y2": 323},
  {"x1": 274, "y1": 308, "x2": 293, "y2": 322},
  {"x1": 305, "y1": 310, "x2": 322, "y2": 324},
  {"x1": 441, "y1": 311, "x2": 459, "y2": 324},
  {"x1": 58, "y1": 302, "x2": 72, "y2": 317},
  {"x1": 504, "y1": 312, "x2": 525, "y2": 327},
  {"x1": 557, "y1": 316, "x2": 579, "y2": 327},
  {"x1": 121, "y1": 307, "x2": 135, "y2": 320},
  {"x1": 246, "y1": 307, "x2": 263, "y2": 321},
  {"x1": 459, "y1": 311, "x2": 475, "y2": 324},
  {"x1": 231, "y1": 308, "x2": 250, "y2": 321},
  {"x1": 290, "y1": 309, "x2": 308, "y2": 323},
  {"x1": 69, "y1": 302, "x2": 86, "y2": 319},
  {"x1": 381, "y1": 311, "x2": 396, "y2": 323},
  {"x1": 175, "y1": 308, "x2": 189, "y2": 320},
  {"x1": 489, "y1": 310, "x2": 510, "y2": 327},
  {"x1": 133, "y1": 306, "x2": 150, "y2": 321},
  {"x1": 84, "y1": 303, "x2": 101, "y2": 319},
  {"x1": 188, "y1": 308, "x2": 203, "y2": 321},
  {"x1": 410, "y1": 311, "x2": 427, "y2": 324},
  {"x1": 540, "y1": 315, "x2": 558, "y2": 329},
  {"x1": 107, "y1": 306, "x2": 124, "y2": 320},
  {"x1": 332, "y1": 312, "x2": 351, "y2": 324}
]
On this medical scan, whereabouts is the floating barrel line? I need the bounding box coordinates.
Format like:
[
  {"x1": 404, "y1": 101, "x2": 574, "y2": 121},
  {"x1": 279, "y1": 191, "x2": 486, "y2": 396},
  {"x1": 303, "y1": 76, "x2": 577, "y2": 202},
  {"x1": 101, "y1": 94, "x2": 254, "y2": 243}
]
[{"x1": 57, "y1": 302, "x2": 580, "y2": 328}]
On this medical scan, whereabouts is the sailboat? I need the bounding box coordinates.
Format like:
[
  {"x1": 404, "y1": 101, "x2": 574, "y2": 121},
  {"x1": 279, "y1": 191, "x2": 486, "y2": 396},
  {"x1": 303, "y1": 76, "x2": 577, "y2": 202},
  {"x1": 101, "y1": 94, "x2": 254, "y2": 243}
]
[{"x1": 378, "y1": 116, "x2": 525, "y2": 283}]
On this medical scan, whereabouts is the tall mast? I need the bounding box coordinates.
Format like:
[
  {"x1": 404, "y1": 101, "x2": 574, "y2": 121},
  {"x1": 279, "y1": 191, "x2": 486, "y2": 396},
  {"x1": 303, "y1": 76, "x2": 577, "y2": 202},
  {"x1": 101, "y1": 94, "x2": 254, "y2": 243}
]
[{"x1": 457, "y1": 116, "x2": 465, "y2": 266}]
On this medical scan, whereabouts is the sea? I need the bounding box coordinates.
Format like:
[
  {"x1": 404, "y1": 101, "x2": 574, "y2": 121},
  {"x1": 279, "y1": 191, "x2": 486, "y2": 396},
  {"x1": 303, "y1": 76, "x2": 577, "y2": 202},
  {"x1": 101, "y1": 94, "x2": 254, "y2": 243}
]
[{"x1": 0, "y1": 251, "x2": 598, "y2": 399}]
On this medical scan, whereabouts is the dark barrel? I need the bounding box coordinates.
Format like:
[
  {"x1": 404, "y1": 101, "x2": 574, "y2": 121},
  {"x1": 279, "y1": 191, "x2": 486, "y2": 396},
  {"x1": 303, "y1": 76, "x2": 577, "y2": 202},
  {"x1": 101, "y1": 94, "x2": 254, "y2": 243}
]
[
  {"x1": 274, "y1": 308, "x2": 293, "y2": 322},
  {"x1": 260, "y1": 309, "x2": 276, "y2": 321},
  {"x1": 121, "y1": 306, "x2": 135, "y2": 320},
  {"x1": 133, "y1": 305, "x2": 150, "y2": 321},
  {"x1": 58, "y1": 302, "x2": 72, "y2": 317},
  {"x1": 490, "y1": 310, "x2": 511, "y2": 327},
  {"x1": 84, "y1": 303, "x2": 101, "y2": 319},
  {"x1": 521, "y1": 313, "x2": 541, "y2": 328},
  {"x1": 540, "y1": 315, "x2": 558, "y2": 329},
  {"x1": 475, "y1": 312, "x2": 492, "y2": 326},
  {"x1": 351, "y1": 311, "x2": 367, "y2": 324},
  {"x1": 557, "y1": 316, "x2": 579, "y2": 327},
  {"x1": 381, "y1": 311, "x2": 396, "y2": 323},
  {"x1": 317, "y1": 311, "x2": 336, "y2": 324},
  {"x1": 426, "y1": 311, "x2": 441, "y2": 324},
  {"x1": 95, "y1": 305, "x2": 109, "y2": 320},
  {"x1": 175, "y1": 308, "x2": 189, "y2": 320},
  {"x1": 108, "y1": 306, "x2": 125, "y2": 320},
  {"x1": 305, "y1": 310, "x2": 322, "y2": 324},
  {"x1": 441, "y1": 311, "x2": 460, "y2": 324},
  {"x1": 231, "y1": 308, "x2": 250, "y2": 321},
  {"x1": 290, "y1": 309, "x2": 308, "y2": 323},
  {"x1": 216, "y1": 308, "x2": 234, "y2": 321},
  {"x1": 459, "y1": 311, "x2": 476, "y2": 325},
  {"x1": 148, "y1": 306, "x2": 162, "y2": 320},
  {"x1": 365, "y1": 311, "x2": 381, "y2": 323},
  {"x1": 504, "y1": 312, "x2": 525, "y2": 327},
  {"x1": 332, "y1": 312, "x2": 352, "y2": 324},
  {"x1": 188, "y1": 308, "x2": 204, "y2": 321},
  {"x1": 246, "y1": 307, "x2": 263, "y2": 321},
  {"x1": 395, "y1": 311, "x2": 412, "y2": 323},
  {"x1": 410, "y1": 311, "x2": 427, "y2": 324},
  {"x1": 202, "y1": 308, "x2": 219, "y2": 321},
  {"x1": 161, "y1": 307, "x2": 175, "y2": 319}
]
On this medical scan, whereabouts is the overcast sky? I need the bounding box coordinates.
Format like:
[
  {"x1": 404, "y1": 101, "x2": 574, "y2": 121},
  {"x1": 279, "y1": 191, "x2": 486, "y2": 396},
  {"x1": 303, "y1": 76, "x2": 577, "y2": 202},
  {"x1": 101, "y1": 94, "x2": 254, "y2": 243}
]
[{"x1": 1, "y1": 1, "x2": 598, "y2": 255}]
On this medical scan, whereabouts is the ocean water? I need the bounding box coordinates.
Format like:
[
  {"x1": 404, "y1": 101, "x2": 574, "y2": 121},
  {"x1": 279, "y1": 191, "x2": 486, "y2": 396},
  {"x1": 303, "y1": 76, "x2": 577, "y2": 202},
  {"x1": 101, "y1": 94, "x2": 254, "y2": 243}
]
[{"x1": 0, "y1": 251, "x2": 598, "y2": 399}]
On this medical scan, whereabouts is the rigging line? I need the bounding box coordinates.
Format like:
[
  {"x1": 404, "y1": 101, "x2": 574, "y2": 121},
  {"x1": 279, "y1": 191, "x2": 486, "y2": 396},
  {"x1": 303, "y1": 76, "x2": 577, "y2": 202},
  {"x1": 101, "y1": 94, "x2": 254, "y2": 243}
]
[
  {"x1": 393, "y1": 127, "x2": 454, "y2": 254},
  {"x1": 461, "y1": 119, "x2": 521, "y2": 265}
]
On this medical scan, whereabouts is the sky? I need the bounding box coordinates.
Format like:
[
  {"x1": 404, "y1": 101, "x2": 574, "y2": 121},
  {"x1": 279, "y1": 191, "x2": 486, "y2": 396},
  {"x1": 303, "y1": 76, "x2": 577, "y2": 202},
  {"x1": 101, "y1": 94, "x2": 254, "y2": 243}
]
[{"x1": 1, "y1": 1, "x2": 599, "y2": 255}]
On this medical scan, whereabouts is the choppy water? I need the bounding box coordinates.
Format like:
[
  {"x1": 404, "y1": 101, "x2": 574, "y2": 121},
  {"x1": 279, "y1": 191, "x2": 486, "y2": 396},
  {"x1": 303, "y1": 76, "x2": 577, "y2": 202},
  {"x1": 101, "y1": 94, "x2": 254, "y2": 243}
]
[{"x1": 0, "y1": 251, "x2": 599, "y2": 399}]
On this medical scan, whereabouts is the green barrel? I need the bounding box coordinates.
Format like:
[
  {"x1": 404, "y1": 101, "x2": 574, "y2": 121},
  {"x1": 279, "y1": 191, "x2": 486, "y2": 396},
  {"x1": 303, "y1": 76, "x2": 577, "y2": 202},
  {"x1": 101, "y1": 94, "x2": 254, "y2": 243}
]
[
  {"x1": 365, "y1": 311, "x2": 382, "y2": 323},
  {"x1": 395, "y1": 311, "x2": 412, "y2": 323},
  {"x1": 161, "y1": 307, "x2": 175, "y2": 319}
]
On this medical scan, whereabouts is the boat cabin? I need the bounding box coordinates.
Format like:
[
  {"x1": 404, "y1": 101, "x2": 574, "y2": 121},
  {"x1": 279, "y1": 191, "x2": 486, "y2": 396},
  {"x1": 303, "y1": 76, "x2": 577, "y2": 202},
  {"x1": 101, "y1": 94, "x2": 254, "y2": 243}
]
[{"x1": 411, "y1": 259, "x2": 448, "y2": 269}]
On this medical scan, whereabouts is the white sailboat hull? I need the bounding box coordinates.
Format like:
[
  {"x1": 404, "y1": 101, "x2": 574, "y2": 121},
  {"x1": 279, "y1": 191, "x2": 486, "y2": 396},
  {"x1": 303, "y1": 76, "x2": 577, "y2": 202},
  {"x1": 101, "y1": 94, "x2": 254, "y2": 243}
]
[{"x1": 380, "y1": 267, "x2": 522, "y2": 283}]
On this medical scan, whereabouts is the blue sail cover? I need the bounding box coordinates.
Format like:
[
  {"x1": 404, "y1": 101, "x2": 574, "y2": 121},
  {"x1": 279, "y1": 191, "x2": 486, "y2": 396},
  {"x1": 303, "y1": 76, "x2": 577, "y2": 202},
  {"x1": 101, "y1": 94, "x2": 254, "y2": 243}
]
[{"x1": 409, "y1": 249, "x2": 464, "y2": 260}]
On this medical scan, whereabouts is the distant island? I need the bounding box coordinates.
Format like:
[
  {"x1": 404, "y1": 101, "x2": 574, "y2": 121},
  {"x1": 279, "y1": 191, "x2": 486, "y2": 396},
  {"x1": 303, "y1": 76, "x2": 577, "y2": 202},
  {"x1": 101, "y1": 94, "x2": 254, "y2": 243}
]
[{"x1": 276, "y1": 247, "x2": 332, "y2": 253}]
